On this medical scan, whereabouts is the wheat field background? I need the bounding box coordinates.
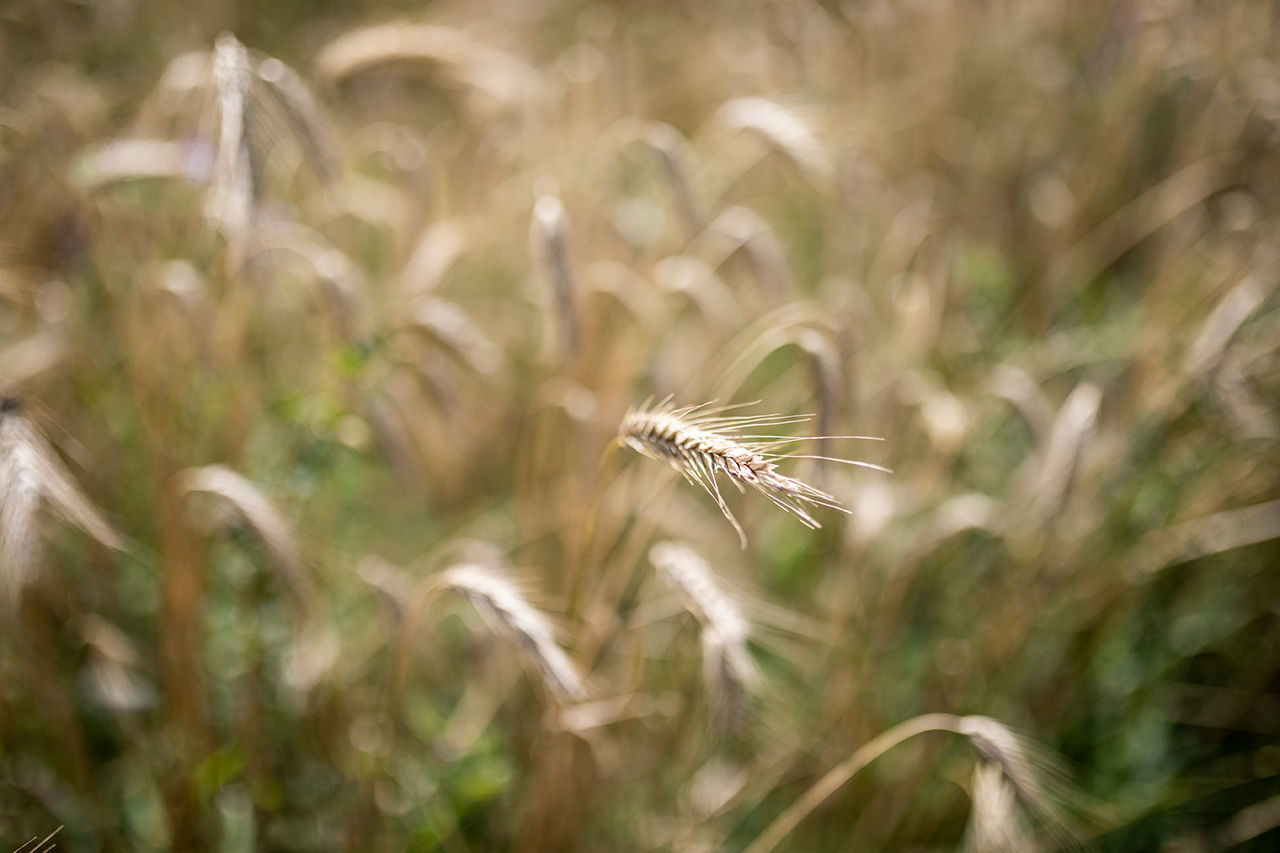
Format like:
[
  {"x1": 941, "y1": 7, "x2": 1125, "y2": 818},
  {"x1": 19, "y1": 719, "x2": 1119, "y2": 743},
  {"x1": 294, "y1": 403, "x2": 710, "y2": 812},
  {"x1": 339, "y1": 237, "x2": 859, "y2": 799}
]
[{"x1": 1, "y1": 0, "x2": 1278, "y2": 850}]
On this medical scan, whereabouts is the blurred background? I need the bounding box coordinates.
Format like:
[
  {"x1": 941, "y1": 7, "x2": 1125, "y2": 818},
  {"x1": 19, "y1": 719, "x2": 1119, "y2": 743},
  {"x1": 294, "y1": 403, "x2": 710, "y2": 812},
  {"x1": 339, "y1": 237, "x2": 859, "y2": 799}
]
[{"x1": 1, "y1": 0, "x2": 1278, "y2": 850}]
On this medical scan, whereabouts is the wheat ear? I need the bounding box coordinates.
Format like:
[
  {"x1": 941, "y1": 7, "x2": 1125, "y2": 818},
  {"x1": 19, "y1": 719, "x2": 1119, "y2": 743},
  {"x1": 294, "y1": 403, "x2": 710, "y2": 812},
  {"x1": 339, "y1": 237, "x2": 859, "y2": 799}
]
[
  {"x1": 650, "y1": 541, "x2": 756, "y2": 728},
  {"x1": 745, "y1": 713, "x2": 1089, "y2": 853},
  {"x1": 0, "y1": 398, "x2": 124, "y2": 605},
  {"x1": 619, "y1": 399, "x2": 887, "y2": 547},
  {"x1": 172, "y1": 464, "x2": 314, "y2": 609},
  {"x1": 441, "y1": 564, "x2": 586, "y2": 703}
]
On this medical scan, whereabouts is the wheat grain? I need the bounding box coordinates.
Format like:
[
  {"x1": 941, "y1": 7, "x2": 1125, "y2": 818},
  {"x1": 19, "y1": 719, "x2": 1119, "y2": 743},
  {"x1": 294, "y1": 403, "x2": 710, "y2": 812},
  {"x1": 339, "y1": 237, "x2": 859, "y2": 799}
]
[{"x1": 620, "y1": 399, "x2": 887, "y2": 547}]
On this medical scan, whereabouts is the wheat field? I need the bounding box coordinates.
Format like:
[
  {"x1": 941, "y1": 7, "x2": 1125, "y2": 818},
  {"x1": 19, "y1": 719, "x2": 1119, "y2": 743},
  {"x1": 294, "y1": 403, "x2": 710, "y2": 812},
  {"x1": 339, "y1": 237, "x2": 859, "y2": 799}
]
[{"x1": 1, "y1": 1, "x2": 1278, "y2": 850}]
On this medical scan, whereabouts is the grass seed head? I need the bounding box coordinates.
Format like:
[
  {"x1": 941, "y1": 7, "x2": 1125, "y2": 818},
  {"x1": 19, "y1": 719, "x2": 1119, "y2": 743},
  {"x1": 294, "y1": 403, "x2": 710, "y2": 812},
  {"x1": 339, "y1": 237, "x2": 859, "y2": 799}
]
[
  {"x1": 620, "y1": 400, "x2": 883, "y2": 547},
  {"x1": 173, "y1": 464, "x2": 313, "y2": 609},
  {"x1": 0, "y1": 405, "x2": 124, "y2": 606},
  {"x1": 442, "y1": 563, "x2": 586, "y2": 703},
  {"x1": 651, "y1": 541, "x2": 757, "y2": 729}
]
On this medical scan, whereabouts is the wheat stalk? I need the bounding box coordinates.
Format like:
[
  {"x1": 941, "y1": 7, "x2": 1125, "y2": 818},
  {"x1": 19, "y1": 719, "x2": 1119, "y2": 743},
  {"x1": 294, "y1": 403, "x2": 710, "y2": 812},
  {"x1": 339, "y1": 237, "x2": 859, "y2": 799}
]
[{"x1": 619, "y1": 399, "x2": 887, "y2": 547}]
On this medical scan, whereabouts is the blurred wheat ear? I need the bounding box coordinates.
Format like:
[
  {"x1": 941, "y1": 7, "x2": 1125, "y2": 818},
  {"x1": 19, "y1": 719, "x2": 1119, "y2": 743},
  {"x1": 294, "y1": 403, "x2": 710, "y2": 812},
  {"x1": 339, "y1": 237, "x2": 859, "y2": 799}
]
[
  {"x1": 745, "y1": 713, "x2": 1098, "y2": 853},
  {"x1": 650, "y1": 541, "x2": 757, "y2": 731},
  {"x1": 619, "y1": 399, "x2": 888, "y2": 547},
  {"x1": 531, "y1": 190, "x2": 580, "y2": 362},
  {"x1": 0, "y1": 397, "x2": 124, "y2": 606},
  {"x1": 171, "y1": 464, "x2": 315, "y2": 611},
  {"x1": 440, "y1": 563, "x2": 587, "y2": 704}
]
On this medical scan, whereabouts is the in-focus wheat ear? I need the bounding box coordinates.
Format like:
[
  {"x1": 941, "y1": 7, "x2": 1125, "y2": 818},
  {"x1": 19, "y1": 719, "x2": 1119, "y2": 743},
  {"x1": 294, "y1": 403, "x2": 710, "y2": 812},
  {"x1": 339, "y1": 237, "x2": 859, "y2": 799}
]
[{"x1": 619, "y1": 399, "x2": 888, "y2": 547}]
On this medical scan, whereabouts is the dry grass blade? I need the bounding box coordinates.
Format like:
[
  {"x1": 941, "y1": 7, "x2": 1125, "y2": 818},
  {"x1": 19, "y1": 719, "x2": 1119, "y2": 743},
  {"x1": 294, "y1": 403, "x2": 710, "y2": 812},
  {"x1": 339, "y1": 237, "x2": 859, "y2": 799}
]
[
  {"x1": 172, "y1": 464, "x2": 312, "y2": 608},
  {"x1": 653, "y1": 255, "x2": 744, "y2": 329},
  {"x1": 0, "y1": 399, "x2": 125, "y2": 605},
  {"x1": 641, "y1": 121, "x2": 704, "y2": 238},
  {"x1": 611, "y1": 118, "x2": 704, "y2": 238},
  {"x1": 441, "y1": 563, "x2": 586, "y2": 703},
  {"x1": 620, "y1": 399, "x2": 886, "y2": 547},
  {"x1": 356, "y1": 554, "x2": 415, "y2": 627},
  {"x1": 1222, "y1": 792, "x2": 1280, "y2": 847},
  {"x1": 650, "y1": 541, "x2": 757, "y2": 726},
  {"x1": 797, "y1": 329, "x2": 844, "y2": 474}
]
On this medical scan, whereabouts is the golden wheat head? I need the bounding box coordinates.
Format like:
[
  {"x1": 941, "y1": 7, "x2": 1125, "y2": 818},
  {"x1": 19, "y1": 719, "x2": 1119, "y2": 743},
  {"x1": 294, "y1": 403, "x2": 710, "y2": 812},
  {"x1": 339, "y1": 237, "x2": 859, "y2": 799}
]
[{"x1": 619, "y1": 399, "x2": 887, "y2": 547}]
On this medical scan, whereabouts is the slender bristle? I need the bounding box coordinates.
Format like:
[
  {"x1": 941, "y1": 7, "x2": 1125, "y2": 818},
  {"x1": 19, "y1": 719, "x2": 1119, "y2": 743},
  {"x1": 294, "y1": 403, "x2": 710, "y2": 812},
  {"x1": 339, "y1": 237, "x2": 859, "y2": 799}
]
[{"x1": 620, "y1": 400, "x2": 879, "y2": 547}]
